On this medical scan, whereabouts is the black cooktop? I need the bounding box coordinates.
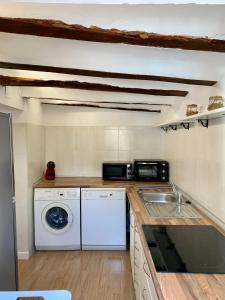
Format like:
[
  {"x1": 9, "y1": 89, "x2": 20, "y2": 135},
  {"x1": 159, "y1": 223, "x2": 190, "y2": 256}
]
[{"x1": 142, "y1": 225, "x2": 225, "y2": 274}]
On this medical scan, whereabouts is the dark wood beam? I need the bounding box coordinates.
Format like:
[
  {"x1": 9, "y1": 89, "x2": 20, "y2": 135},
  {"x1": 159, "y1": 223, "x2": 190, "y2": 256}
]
[
  {"x1": 0, "y1": 17, "x2": 225, "y2": 52},
  {"x1": 0, "y1": 75, "x2": 188, "y2": 97},
  {"x1": 42, "y1": 102, "x2": 161, "y2": 113},
  {"x1": 0, "y1": 61, "x2": 217, "y2": 86},
  {"x1": 24, "y1": 96, "x2": 172, "y2": 106}
]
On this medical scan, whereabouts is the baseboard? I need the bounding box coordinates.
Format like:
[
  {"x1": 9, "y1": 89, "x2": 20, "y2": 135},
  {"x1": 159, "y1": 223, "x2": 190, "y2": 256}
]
[
  {"x1": 82, "y1": 245, "x2": 126, "y2": 250},
  {"x1": 17, "y1": 250, "x2": 33, "y2": 260}
]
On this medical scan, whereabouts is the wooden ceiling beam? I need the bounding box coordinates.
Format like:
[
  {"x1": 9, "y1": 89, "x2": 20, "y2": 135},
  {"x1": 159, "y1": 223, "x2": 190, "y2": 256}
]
[
  {"x1": 0, "y1": 61, "x2": 217, "y2": 86},
  {"x1": 24, "y1": 96, "x2": 172, "y2": 106},
  {"x1": 0, "y1": 17, "x2": 224, "y2": 52},
  {"x1": 42, "y1": 102, "x2": 161, "y2": 113},
  {"x1": 0, "y1": 75, "x2": 188, "y2": 97}
]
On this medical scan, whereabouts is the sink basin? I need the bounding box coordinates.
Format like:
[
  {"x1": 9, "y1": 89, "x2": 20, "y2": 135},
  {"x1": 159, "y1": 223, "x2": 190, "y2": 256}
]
[
  {"x1": 138, "y1": 191, "x2": 201, "y2": 219},
  {"x1": 139, "y1": 192, "x2": 176, "y2": 204}
]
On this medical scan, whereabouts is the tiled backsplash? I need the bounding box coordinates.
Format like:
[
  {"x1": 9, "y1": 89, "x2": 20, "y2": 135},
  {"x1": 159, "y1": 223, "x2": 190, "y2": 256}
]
[
  {"x1": 45, "y1": 126, "x2": 164, "y2": 177},
  {"x1": 164, "y1": 118, "x2": 225, "y2": 225}
]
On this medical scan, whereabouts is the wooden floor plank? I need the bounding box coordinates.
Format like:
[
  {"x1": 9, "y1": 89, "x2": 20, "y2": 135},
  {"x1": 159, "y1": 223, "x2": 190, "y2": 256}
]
[{"x1": 18, "y1": 250, "x2": 135, "y2": 300}]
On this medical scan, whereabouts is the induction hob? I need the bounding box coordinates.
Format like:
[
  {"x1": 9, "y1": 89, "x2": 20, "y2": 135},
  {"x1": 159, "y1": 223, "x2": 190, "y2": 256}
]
[{"x1": 142, "y1": 225, "x2": 225, "y2": 273}]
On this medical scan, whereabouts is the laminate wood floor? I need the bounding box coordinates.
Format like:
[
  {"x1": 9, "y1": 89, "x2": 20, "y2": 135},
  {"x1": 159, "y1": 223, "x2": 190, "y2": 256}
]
[{"x1": 18, "y1": 250, "x2": 135, "y2": 300}]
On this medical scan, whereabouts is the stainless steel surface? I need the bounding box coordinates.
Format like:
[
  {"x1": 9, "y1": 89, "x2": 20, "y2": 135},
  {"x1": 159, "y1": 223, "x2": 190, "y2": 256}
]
[
  {"x1": 135, "y1": 185, "x2": 169, "y2": 190},
  {"x1": 170, "y1": 182, "x2": 182, "y2": 205},
  {"x1": 139, "y1": 191, "x2": 201, "y2": 219},
  {"x1": 143, "y1": 202, "x2": 201, "y2": 218},
  {"x1": 0, "y1": 113, "x2": 17, "y2": 290},
  {"x1": 139, "y1": 192, "x2": 176, "y2": 203}
]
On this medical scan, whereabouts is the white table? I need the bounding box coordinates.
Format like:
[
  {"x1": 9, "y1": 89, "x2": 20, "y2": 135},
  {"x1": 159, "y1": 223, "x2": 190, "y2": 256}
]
[{"x1": 0, "y1": 290, "x2": 72, "y2": 300}]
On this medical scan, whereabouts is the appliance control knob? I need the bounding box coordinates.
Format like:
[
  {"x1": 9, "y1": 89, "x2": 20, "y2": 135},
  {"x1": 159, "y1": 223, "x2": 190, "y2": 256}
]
[
  {"x1": 162, "y1": 170, "x2": 166, "y2": 173},
  {"x1": 162, "y1": 163, "x2": 166, "y2": 166},
  {"x1": 162, "y1": 177, "x2": 166, "y2": 180}
]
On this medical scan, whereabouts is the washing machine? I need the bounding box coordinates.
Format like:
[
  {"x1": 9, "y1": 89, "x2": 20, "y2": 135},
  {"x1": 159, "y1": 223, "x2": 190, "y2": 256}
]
[{"x1": 34, "y1": 188, "x2": 80, "y2": 250}]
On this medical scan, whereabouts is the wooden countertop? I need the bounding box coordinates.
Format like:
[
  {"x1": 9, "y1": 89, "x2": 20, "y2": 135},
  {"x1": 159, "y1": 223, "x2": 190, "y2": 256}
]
[
  {"x1": 34, "y1": 177, "x2": 169, "y2": 189},
  {"x1": 34, "y1": 177, "x2": 225, "y2": 300}
]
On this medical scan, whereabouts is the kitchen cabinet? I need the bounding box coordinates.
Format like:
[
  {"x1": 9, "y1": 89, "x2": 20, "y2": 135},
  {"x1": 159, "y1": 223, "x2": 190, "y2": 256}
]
[
  {"x1": 130, "y1": 206, "x2": 135, "y2": 278},
  {"x1": 130, "y1": 207, "x2": 158, "y2": 300}
]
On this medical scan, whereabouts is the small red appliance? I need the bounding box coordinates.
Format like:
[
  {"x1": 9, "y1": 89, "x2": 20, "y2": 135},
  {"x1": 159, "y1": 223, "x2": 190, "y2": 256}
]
[{"x1": 44, "y1": 161, "x2": 56, "y2": 180}]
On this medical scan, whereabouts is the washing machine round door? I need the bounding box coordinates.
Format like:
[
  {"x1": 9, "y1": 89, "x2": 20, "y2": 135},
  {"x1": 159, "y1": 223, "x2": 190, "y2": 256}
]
[{"x1": 42, "y1": 203, "x2": 73, "y2": 234}]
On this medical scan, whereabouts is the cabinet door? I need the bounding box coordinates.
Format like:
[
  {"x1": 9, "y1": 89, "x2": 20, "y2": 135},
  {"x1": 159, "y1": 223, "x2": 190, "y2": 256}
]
[
  {"x1": 130, "y1": 207, "x2": 135, "y2": 278},
  {"x1": 134, "y1": 225, "x2": 142, "y2": 300},
  {"x1": 131, "y1": 214, "x2": 158, "y2": 300},
  {"x1": 0, "y1": 113, "x2": 17, "y2": 291},
  {"x1": 139, "y1": 244, "x2": 159, "y2": 300}
]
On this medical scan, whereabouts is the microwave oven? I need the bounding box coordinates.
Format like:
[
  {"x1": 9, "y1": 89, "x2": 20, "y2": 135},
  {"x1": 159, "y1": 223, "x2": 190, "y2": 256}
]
[
  {"x1": 133, "y1": 159, "x2": 169, "y2": 182},
  {"x1": 102, "y1": 162, "x2": 133, "y2": 180}
]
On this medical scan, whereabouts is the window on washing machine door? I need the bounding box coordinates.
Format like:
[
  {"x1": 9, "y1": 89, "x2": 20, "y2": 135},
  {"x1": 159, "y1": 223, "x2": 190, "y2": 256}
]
[{"x1": 45, "y1": 207, "x2": 68, "y2": 230}]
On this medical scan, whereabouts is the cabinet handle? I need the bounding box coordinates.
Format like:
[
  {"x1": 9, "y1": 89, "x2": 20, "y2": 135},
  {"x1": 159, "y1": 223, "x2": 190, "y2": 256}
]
[
  {"x1": 143, "y1": 262, "x2": 151, "y2": 278},
  {"x1": 142, "y1": 288, "x2": 147, "y2": 300}
]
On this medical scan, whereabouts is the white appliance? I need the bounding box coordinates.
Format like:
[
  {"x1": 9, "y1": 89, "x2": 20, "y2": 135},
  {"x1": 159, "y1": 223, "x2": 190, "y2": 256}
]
[
  {"x1": 81, "y1": 188, "x2": 126, "y2": 250},
  {"x1": 34, "y1": 188, "x2": 80, "y2": 250}
]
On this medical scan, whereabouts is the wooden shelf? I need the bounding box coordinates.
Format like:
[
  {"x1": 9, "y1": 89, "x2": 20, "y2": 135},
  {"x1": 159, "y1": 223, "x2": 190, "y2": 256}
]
[{"x1": 156, "y1": 107, "x2": 225, "y2": 130}]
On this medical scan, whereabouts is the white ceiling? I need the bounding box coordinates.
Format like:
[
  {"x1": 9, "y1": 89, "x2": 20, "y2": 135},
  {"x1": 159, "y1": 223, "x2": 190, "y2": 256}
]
[
  {"x1": 0, "y1": 3, "x2": 224, "y2": 107},
  {"x1": 4, "y1": 1, "x2": 225, "y2": 4}
]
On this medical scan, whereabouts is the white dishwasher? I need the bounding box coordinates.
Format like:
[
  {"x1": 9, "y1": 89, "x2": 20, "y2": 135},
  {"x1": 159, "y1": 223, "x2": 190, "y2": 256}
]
[{"x1": 81, "y1": 188, "x2": 126, "y2": 250}]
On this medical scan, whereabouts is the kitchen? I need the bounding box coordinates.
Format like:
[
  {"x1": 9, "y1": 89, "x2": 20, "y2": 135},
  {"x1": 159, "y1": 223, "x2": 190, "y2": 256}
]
[{"x1": 0, "y1": 1, "x2": 225, "y2": 299}]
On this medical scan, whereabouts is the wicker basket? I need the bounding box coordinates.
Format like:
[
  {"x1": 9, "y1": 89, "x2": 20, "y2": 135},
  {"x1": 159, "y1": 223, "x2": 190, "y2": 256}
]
[
  {"x1": 208, "y1": 96, "x2": 224, "y2": 111},
  {"x1": 186, "y1": 104, "x2": 198, "y2": 116}
]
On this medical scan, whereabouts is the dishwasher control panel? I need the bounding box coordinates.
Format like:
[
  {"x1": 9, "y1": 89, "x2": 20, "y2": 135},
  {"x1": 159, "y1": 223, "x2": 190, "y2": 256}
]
[{"x1": 81, "y1": 188, "x2": 126, "y2": 201}]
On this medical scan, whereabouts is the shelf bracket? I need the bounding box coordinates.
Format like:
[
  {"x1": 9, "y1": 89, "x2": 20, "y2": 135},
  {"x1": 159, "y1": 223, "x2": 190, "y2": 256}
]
[
  {"x1": 180, "y1": 122, "x2": 190, "y2": 130},
  {"x1": 198, "y1": 119, "x2": 209, "y2": 128},
  {"x1": 161, "y1": 126, "x2": 168, "y2": 132},
  {"x1": 169, "y1": 124, "x2": 177, "y2": 131}
]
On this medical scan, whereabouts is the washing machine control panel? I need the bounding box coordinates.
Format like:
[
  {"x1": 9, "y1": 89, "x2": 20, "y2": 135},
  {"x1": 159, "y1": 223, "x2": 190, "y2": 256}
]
[{"x1": 34, "y1": 188, "x2": 80, "y2": 201}]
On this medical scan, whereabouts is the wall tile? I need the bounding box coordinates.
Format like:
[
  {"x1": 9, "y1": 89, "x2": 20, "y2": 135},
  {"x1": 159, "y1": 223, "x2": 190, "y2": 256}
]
[
  {"x1": 104, "y1": 128, "x2": 119, "y2": 151},
  {"x1": 45, "y1": 126, "x2": 164, "y2": 177},
  {"x1": 164, "y1": 119, "x2": 225, "y2": 224}
]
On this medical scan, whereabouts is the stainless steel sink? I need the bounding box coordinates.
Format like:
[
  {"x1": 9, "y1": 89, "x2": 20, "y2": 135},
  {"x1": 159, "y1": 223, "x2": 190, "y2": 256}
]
[
  {"x1": 139, "y1": 192, "x2": 176, "y2": 204},
  {"x1": 138, "y1": 191, "x2": 201, "y2": 219}
]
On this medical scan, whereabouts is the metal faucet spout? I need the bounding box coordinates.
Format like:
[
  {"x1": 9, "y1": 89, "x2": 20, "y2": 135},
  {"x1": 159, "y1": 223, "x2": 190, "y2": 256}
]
[{"x1": 170, "y1": 182, "x2": 183, "y2": 205}]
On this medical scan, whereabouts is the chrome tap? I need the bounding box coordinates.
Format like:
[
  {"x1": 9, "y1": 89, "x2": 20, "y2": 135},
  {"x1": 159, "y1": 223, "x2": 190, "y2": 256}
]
[{"x1": 170, "y1": 182, "x2": 182, "y2": 205}]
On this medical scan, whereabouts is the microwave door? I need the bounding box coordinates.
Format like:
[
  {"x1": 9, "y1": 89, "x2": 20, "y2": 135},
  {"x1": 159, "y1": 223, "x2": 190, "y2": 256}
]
[{"x1": 104, "y1": 165, "x2": 126, "y2": 179}]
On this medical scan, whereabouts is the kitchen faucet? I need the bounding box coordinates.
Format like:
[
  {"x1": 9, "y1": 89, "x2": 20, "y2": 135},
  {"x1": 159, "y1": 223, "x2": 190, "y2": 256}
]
[{"x1": 170, "y1": 182, "x2": 182, "y2": 205}]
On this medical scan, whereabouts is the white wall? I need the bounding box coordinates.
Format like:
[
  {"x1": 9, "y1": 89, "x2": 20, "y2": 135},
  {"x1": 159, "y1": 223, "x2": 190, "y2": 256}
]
[
  {"x1": 2, "y1": 97, "x2": 45, "y2": 259},
  {"x1": 163, "y1": 119, "x2": 225, "y2": 225},
  {"x1": 44, "y1": 104, "x2": 164, "y2": 176},
  {"x1": 0, "y1": 87, "x2": 24, "y2": 111},
  {"x1": 162, "y1": 77, "x2": 225, "y2": 226},
  {"x1": 5, "y1": 1, "x2": 225, "y2": 4}
]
